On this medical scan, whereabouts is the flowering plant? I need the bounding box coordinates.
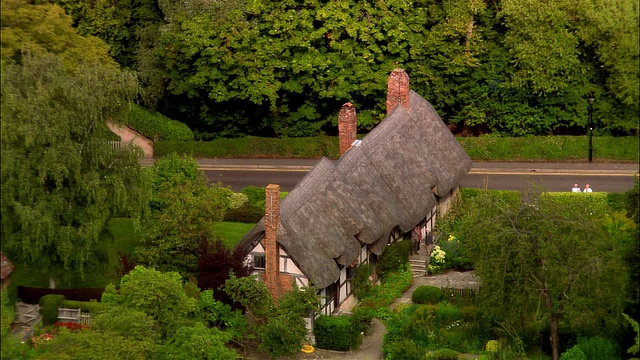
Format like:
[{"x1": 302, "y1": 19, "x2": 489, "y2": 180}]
[
  {"x1": 430, "y1": 246, "x2": 446, "y2": 265},
  {"x1": 53, "y1": 321, "x2": 90, "y2": 331}
]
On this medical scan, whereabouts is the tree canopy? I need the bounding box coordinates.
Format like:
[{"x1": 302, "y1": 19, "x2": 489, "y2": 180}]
[
  {"x1": 457, "y1": 191, "x2": 633, "y2": 360},
  {"x1": 0, "y1": 53, "x2": 149, "y2": 274},
  {"x1": 52, "y1": 0, "x2": 639, "y2": 138}
]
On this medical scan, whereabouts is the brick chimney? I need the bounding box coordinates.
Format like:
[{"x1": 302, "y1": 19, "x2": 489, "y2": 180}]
[
  {"x1": 263, "y1": 184, "x2": 281, "y2": 299},
  {"x1": 338, "y1": 102, "x2": 357, "y2": 157},
  {"x1": 386, "y1": 68, "x2": 410, "y2": 114}
]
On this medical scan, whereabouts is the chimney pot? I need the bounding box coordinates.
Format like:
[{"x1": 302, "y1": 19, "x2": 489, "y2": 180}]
[
  {"x1": 338, "y1": 102, "x2": 357, "y2": 157},
  {"x1": 387, "y1": 69, "x2": 410, "y2": 114}
]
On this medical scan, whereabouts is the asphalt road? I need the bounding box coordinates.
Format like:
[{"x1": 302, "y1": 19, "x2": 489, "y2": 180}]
[{"x1": 201, "y1": 162, "x2": 637, "y2": 193}]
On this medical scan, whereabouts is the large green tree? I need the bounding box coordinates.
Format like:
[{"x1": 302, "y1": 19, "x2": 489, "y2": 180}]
[
  {"x1": 57, "y1": 0, "x2": 638, "y2": 137},
  {"x1": 136, "y1": 154, "x2": 233, "y2": 278},
  {"x1": 1, "y1": 53, "x2": 149, "y2": 275},
  {"x1": 458, "y1": 191, "x2": 630, "y2": 360},
  {"x1": 0, "y1": 0, "x2": 116, "y2": 70}
]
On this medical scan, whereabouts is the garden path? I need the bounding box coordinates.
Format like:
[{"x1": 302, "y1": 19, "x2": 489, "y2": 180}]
[{"x1": 291, "y1": 270, "x2": 480, "y2": 360}]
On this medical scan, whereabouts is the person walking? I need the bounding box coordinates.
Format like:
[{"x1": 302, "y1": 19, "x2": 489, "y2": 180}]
[
  {"x1": 572, "y1": 183, "x2": 581, "y2": 192},
  {"x1": 583, "y1": 184, "x2": 593, "y2": 193}
]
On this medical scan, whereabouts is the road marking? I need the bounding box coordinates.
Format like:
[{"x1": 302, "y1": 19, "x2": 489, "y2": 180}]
[{"x1": 197, "y1": 167, "x2": 638, "y2": 176}]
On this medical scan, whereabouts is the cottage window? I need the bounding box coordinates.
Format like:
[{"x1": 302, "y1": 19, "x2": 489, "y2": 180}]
[
  {"x1": 252, "y1": 254, "x2": 265, "y2": 269},
  {"x1": 347, "y1": 266, "x2": 356, "y2": 281}
]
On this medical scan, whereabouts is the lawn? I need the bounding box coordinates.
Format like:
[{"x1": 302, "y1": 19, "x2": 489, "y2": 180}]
[
  {"x1": 212, "y1": 221, "x2": 256, "y2": 248},
  {"x1": 8, "y1": 219, "x2": 254, "y2": 298}
]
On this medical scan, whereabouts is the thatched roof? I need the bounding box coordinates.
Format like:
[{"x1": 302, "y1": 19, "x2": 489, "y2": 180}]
[
  {"x1": 1, "y1": 252, "x2": 15, "y2": 280},
  {"x1": 237, "y1": 91, "x2": 472, "y2": 289}
]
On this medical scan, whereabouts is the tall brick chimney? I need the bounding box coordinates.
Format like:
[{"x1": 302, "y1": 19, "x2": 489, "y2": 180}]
[
  {"x1": 263, "y1": 184, "x2": 281, "y2": 299},
  {"x1": 386, "y1": 68, "x2": 410, "y2": 114},
  {"x1": 338, "y1": 102, "x2": 357, "y2": 157}
]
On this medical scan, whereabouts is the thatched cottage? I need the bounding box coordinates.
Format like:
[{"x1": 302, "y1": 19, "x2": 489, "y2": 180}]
[{"x1": 236, "y1": 69, "x2": 472, "y2": 316}]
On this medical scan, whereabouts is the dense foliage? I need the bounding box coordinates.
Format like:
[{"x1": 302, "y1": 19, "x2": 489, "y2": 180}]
[
  {"x1": 314, "y1": 315, "x2": 362, "y2": 351},
  {"x1": 126, "y1": 104, "x2": 194, "y2": 141},
  {"x1": 454, "y1": 190, "x2": 634, "y2": 360},
  {"x1": 411, "y1": 286, "x2": 445, "y2": 305},
  {"x1": 1, "y1": 53, "x2": 148, "y2": 275},
  {"x1": 52, "y1": 0, "x2": 638, "y2": 139},
  {"x1": 224, "y1": 274, "x2": 321, "y2": 359},
  {"x1": 137, "y1": 154, "x2": 234, "y2": 278}
]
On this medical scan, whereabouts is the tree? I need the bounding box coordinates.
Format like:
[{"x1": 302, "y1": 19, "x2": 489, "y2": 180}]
[
  {"x1": 458, "y1": 190, "x2": 629, "y2": 360},
  {"x1": 224, "y1": 274, "x2": 320, "y2": 359},
  {"x1": 101, "y1": 266, "x2": 198, "y2": 337},
  {"x1": 1, "y1": 53, "x2": 148, "y2": 276},
  {"x1": 136, "y1": 154, "x2": 232, "y2": 277},
  {"x1": 158, "y1": 322, "x2": 237, "y2": 360},
  {"x1": 197, "y1": 238, "x2": 252, "y2": 305},
  {"x1": 1, "y1": 0, "x2": 116, "y2": 70}
]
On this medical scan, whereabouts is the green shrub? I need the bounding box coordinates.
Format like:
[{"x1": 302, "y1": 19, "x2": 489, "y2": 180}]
[
  {"x1": 377, "y1": 240, "x2": 411, "y2": 277},
  {"x1": 314, "y1": 315, "x2": 361, "y2": 351},
  {"x1": 384, "y1": 339, "x2": 426, "y2": 360},
  {"x1": 460, "y1": 306, "x2": 480, "y2": 322},
  {"x1": 350, "y1": 306, "x2": 374, "y2": 336},
  {"x1": 412, "y1": 286, "x2": 444, "y2": 305},
  {"x1": 575, "y1": 337, "x2": 619, "y2": 360},
  {"x1": 352, "y1": 263, "x2": 374, "y2": 299},
  {"x1": 408, "y1": 306, "x2": 437, "y2": 348},
  {"x1": 434, "y1": 302, "x2": 462, "y2": 326},
  {"x1": 224, "y1": 204, "x2": 263, "y2": 223},
  {"x1": 449, "y1": 257, "x2": 474, "y2": 271},
  {"x1": 259, "y1": 314, "x2": 308, "y2": 359},
  {"x1": 426, "y1": 348, "x2": 460, "y2": 360},
  {"x1": 39, "y1": 294, "x2": 66, "y2": 325},
  {"x1": 560, "y1": 346, "x2": 588, "y2": 360},
  {"x1": 241, "y1": 186, "x2": 266, "y2": 209},
  {"x1": 126, "y1": 104, "x2": 193, "y2": 141}
]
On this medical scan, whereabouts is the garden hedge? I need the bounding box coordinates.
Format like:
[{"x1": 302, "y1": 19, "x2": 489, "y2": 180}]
[
  {"x1": 154, "y1": 135, "x2": 638, "y2": 162},
  {"x1": 39, "y1": 294, "x2": 66, "y2": 325},
  {"x1": 126, "y1": 104, "x2": 194, "y2": 141},
  {"x1": 411, "y1": 285, "x2": 445, "y2": 305},
  {"x1": 313, "y1": 315, "x2": 362, "y2": 351}
]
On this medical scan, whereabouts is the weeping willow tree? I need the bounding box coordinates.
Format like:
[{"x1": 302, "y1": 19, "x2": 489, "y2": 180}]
[{"x1": 1, "y1": 53, "x2": 150, "y2": 276}]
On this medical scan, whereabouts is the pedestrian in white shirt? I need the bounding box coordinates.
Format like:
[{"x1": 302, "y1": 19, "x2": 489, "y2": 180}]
[
  {"x1": 571, "y1": 183, "x2": 581, "y2": 193},
  {"x1": 583, "y1": 184, "x2": 593, "y2": 193}
]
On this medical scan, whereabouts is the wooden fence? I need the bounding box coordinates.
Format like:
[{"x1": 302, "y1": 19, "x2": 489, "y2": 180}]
[
  {"x1": 58, "y1": 308, "x2": 92, "y2": 325},
  {"x1": 441, "y1": 286, "x2": 478, "y2": 305}
]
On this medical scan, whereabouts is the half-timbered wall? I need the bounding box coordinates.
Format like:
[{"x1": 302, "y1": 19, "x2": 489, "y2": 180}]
[{"x1": 247, "y1": 243, "x2": 308, "y2": 288}]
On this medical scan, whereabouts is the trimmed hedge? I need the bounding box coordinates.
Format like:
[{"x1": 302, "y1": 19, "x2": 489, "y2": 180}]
[
  {"x1": 224, "y1": 204, "x2": 264, "y2": 223},
  {"x1": 313, "y1": 315, "x2": 362, "y2": 351},
  {"x1": 155, "y1": 135, "x2": 340, "y2": 158},
  {"x1": 39, "y1": 294, "x2": 66, "y2": 325},
  {"x1": 411, "y1": 285, "x2": 445, "y2": 305},
  {"x1": 126, "y1": 104, "x2": 193, "y2": 141},
  {"x1": 154, "y1": 135, "x2": 638, "y2": 162},
  {"x1": 458, "y1": 135, "x2": 639, "y2": 162}
]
